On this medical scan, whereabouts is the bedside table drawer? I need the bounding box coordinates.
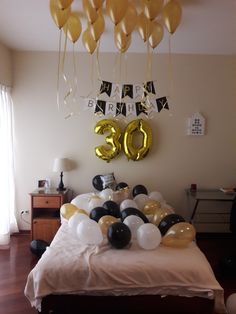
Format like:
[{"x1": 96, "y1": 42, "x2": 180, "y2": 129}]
[{"x1": 33, "y1": 196, "x2": 61, "y2": 208}]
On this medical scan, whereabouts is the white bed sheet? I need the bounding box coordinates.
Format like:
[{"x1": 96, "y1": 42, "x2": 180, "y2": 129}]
[{"x1": 24, "y1": 223, "x2": 226, "y2": 313}]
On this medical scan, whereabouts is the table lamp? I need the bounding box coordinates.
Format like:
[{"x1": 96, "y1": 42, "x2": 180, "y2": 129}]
[{"x1": 53, "y1": 158, "x2": 71, "y2": 191}]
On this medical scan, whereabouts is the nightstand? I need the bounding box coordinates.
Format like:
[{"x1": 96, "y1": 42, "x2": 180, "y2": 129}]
[{"x1": 30, "y1": 189, "x2": 72, "y2": 243}]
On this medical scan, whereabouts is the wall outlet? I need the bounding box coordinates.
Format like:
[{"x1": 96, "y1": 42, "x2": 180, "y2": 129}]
[{"x1": 21, "y1": 210, "x2": 29, "y2": 214}]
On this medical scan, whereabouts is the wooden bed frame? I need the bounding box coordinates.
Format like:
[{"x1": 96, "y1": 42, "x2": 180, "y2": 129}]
[{"x1": 40, "y1": 294, "x2": 215, "y2": 314}]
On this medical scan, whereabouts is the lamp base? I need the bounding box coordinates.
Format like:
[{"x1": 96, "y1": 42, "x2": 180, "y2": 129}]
[{"x1": 56, "y1": 187, "x2": 66, "y2": 191}]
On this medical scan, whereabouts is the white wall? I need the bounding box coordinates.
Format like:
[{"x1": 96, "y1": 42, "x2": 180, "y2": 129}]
[
  {"x1": 12, "y1": 51, "x2": 236, "y2": 230},
  {"x1": 0, "y1": 42, "x2": 12, "y2": 86}
]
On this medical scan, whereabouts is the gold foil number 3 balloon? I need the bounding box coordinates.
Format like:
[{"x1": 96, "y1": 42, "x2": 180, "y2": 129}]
[{"x1": 94, "y1": 119, "x2": 121, "y2": 162}]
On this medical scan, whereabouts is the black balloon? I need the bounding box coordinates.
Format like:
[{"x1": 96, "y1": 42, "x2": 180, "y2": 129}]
[
  {"x1": 30, "y1": 239, "x2": 49, "y2": 258},
  {"x1": 132, "y1": 184, "x2": 148, "y2": 197},
  {"x1": 107, "y1": 222, "x2": 131, "y2": 249},
  {"x1": 90, "y1": 206, "x2": 109, "y2": 222},
  {"x1": 158, "y1": 214, "x2": 185, "y2": 236},
  {"x1": 103, "y1": 200, "x2": 120, "y2": 218},
  {"x1": 92, "y1": 175, "x2": 103, "y2": 191},
  {"x1": 116, "y1": 182, "x2": 129, "y2": 191},
  {"x1": 121, "y1": 207, "x2": 149, "y2": 223}
]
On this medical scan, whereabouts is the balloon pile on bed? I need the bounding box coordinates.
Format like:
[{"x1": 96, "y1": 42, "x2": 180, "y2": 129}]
[{"x1": 60, "y1": 182, "x2": 196, "y2": 250}]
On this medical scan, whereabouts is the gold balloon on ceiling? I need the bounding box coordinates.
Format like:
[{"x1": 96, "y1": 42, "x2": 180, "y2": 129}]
[{"x1": 50, "y1": 0, "x2": 183, "y2": 53}]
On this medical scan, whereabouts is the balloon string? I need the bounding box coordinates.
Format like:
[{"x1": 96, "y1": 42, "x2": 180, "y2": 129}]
[
  {"x1": 56, "y1": 29, "x2": 62, "y2": 111},
  {"x1": 124, "y1": 53, "x2": 128, "y2": 83},
  {"x1": 96, "y1": 40, "x2": 102, "y2": 82},
  {"x1": 168, "y1": 33, "x2": 174, "y2": 99},
  {"x1": 62, "y1": 32, "x2": 73, "y2": 111},
  {"x1": 85, "y1": 51, "x2": 95, "y2": 99}
]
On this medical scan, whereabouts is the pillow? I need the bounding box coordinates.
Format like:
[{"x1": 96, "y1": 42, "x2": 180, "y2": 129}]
[{"x1": 101, "y1": 172, "x2": 116, "y2": 190}]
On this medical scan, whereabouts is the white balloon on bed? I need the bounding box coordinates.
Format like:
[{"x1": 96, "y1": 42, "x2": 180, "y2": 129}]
[
  {"x1": 88, "y1": 197, "x2": 104, "y2": 213},
  {"x1": 120, "y1": 199, "x2": 138, "y2": 211},
  {"x1": 137, "y1": 223, "x2": 161, "y2": 250},
  {"x1": 123, "y1": 215, "x2": 144, "y2": 239},
  {"x1": 68, "y1": 213, "x2": 89, "y2": 234},
  {"x1": 133, "y1": 194, "x2": 150, "y2": 211},
  {"x1": 149, "y1": 191, "x2": 164, "y2": 203},
  {"x1": 76, "y1": 219, "x2": 103, "y2": 245},
  {"x1": 71, "y1": 193, "x2": 93, "y2": 213},
  {"x1": 99, "y1": 188, "x2": 114, "y2": 201}
]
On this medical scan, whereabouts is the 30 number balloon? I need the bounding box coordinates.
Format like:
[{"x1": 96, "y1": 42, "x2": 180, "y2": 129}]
[
  {"x1": 94, "y1": 119, "x2": 153, "y2": 162},
  {"x1": 95, "y1": 119, "x2": 121, "y2": 162},
  {"x1": 123, "y1": 119, "x2": 152, "y2": 161}
]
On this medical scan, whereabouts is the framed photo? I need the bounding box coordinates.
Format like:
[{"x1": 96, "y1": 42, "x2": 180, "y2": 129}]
[{"x1": 38, "y1": 179, "x2": 50, "y2": 190}]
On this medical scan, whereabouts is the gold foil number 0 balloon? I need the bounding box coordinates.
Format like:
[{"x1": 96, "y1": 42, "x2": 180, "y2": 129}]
[
  {"x1": 95, "y1": 119, "x2": 152, "y2": 162},
  {"x1": 124, "y1": 119, "x2": 152, "y2": 161}
]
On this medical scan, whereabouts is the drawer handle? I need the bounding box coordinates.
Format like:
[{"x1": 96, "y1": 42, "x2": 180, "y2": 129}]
[{"x1": 45, "y1": 201, "x2": 49, "y2": 204}]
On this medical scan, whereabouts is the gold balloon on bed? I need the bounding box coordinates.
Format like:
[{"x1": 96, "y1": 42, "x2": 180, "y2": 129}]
[
  {"x1": 49, "y1": 0, "x2": 183, "y2": 52},
  {"x1": 162, "y1": 222, "x2": 196, "y2": 248},
  {"x1": 60, "y1": 203, "x2": 88, "y2": 220}
]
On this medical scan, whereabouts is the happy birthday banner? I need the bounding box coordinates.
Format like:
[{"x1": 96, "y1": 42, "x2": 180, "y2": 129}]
[{"x1": 83, "y1": 80, "x2": 169, "y2": 117}]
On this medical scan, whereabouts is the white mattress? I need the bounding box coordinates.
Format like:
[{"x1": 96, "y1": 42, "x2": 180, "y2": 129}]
[{"x1": 24, "y1": 223, "x2": 226, "y2": 313}]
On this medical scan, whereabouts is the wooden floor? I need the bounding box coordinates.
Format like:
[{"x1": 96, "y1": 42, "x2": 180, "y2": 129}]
[{"x1": 0, "y1": 233, "x2": 235, "y2": 314}]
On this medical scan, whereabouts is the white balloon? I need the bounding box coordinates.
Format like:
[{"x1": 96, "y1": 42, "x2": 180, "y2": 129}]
[
  {"x1": 133, "y1": 194, "x2": 150, "y2": 211},
  {"x1": 149, "y1": 191, "x2": 164, "y2": 202},
  {"x1": 71, "y1": 193, "x2": 94, "y2": 212},
  {"x1": 120, "y1": 199, "x2": 138, "y2": 211},
  {"x1": 226, "y1": 293, "x2": 236, "y2": 314},
  {"x1": 123, "y1": 215, "x2": 144, "y2": 239},
  {"x1": 99, "y1": 188, "x2": 114, "y2": 201},
  {"x1": 137, "y1": 223, "x2": 161, "y2": 250},
  {"x1": 68, "y1": 213, "x2": 89, "y2": 233},
  {"x1": 76, "y1": 219, "x2": 103, "y2": 245},
  {"x1": 88, "y1": 197, "x2": 104, "y2": 213}
]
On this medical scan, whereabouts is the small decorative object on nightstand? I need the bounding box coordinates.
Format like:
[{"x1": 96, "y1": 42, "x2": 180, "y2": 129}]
[
  {"x1": 53, "y1": 157, "x2": 71, "y2": 191},
  {"x1": 30, "y1": 188, "x2": 72, "y2": 243}
]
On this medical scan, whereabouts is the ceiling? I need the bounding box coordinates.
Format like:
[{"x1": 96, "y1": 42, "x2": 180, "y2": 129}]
[{"x1": 0, "y1": 0, "x2": 235, "y2": 55}]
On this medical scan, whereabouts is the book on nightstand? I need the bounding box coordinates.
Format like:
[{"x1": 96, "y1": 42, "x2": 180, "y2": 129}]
[{"x1": 219, "y1": 188, "x2": 236, "y2": 194}]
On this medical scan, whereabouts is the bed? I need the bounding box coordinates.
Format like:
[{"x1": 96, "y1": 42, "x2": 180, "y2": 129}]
[{"x1": 25, "y1": 221, "x2": 227, "y2": 314}]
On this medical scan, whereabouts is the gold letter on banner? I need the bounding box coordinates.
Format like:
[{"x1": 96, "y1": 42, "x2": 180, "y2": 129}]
[
  {"x1": 94, "y1": 119, "x2": 121, "y2": 162},
  {"x1": 123, "y1": 119, "x2": 152, "y2": 161}
]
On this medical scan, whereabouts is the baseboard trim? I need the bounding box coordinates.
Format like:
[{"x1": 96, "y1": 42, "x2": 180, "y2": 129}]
[{"x1": 12, "y1": 230, "x2": 30, "y2": 236}]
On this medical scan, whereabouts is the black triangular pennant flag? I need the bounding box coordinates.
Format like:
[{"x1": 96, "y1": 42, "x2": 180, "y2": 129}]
[
  {"x1": 122, "y1": 84, "x2": 133, "y2": 99},
  {"x1": 116, "y1": 102, "x2": 126, "y2": 116},
  {"x1": 156, "y1": 97, "x2": 169, "y2": 112},
  {"x1": 143, "y1": 81, "x2": 156, "y2": 97},
  {"x1": 95, "y1": 100, "x2": 106, "y2": 115},
  {"x1": 100, "y1": 80, "x2": 112, "y2": 97},
  {"x1": 135, "y1": 102, "x2": 148, "y2": 116}
]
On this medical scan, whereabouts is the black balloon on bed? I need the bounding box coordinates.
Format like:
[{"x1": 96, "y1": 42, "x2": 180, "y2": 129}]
[
  {"x1": 103, "y1": 200, "x2": 120, "y2": 218},
  {"x1": 107, "y1": 222, "x2": 131, "y2": 249},
  {"x1": 121, "y1": 207, "x2": 149, "y2": 223},
  {"x1": 132, "y1": 184, "x2": 148, "y2": 197},
  {"x1": 158, "y1": 214, "x2": 185, "y2": 236},
  {"x1": 90, "y1": 207, "x2": 109, "y2": 222}
]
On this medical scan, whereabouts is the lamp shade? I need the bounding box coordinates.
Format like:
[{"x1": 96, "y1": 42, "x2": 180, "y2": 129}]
[{"x1": 53, "y1": 158, "x2": 71, "y2": 172}]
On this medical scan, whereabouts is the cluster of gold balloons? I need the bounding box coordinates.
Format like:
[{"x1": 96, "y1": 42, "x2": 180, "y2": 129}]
[
  {"x1": 50, "y1": 0, "x2": 182, "y2": 54},
  {"x1": 94, "y1": 119, "x2": 152, "y2": 162},
  {"x1": 140, "y1": 200, "x2": 196, "y2": 248}
]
